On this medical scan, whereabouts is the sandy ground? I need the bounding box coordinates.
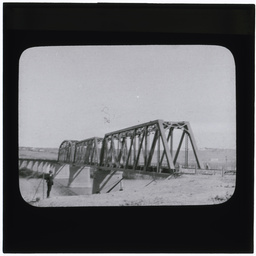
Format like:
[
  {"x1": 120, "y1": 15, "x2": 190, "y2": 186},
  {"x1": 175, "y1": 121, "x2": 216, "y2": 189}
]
[{"x1": 19, "y1": 173, "x2": 236, "y2": 207}]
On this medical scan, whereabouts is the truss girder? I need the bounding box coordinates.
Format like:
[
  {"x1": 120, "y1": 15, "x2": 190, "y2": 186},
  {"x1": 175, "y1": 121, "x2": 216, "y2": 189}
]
[
  {"x1": 58, "y1": 140, "x2": 78, "y2": 163},
  {"x1": 58, "y1": 120, "x2": 203, "y2": 172},
  {"x1": 58, "y1": 137, "x2": 103, "y2": 165},
  {"x1": 74, "y1": 137, "x2": 103, "y2": 165},
  {"x1": 99, "y1": 119, "x2": 203, "y2": 172}
]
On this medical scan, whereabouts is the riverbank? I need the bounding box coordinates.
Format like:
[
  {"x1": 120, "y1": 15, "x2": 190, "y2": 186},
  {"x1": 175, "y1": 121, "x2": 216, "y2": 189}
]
[{"x1": 19, "y1": 173, "x2": 236, "y2": 207}]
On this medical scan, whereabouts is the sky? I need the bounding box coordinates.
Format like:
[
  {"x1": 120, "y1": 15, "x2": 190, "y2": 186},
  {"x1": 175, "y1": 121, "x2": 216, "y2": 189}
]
[{"x1": 19, "y1": 45, "x2": 236, "y2": 149}]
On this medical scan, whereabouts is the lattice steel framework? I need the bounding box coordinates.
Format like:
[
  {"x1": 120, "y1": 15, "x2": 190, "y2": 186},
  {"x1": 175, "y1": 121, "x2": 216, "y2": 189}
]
[
  {"x1": 58, "y1": 140, "x2": 78, "y2": 163},
  {"x1": 99, "y1": 120, "x2": 203, "y2": 173},
  {"x1": 73, "y1": 137, "x2": 103, "y2": 166}
]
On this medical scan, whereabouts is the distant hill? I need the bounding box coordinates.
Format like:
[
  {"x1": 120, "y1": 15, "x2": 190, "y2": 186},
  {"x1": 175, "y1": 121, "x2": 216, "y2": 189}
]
[{"x1": 19, "y1": 147, "x2": 59, "y2": 160}]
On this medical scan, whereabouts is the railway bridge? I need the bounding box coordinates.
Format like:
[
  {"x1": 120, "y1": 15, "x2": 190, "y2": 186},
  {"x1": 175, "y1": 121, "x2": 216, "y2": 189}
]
[{"x1": 20, "y1": 120, "x2": 203, "y2": 194}]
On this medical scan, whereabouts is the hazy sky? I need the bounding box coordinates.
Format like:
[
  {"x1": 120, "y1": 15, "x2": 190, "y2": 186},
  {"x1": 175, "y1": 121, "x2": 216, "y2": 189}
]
[{"x1": 19, "y1": 45, "x2": 236, "y2": 149}]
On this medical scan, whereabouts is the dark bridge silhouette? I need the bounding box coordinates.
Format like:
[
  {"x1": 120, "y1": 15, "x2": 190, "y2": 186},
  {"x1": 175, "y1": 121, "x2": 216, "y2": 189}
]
[
  {"x1": 58, "y1": 119, "x2": 203, "y2": 173},
  {"x1": 19, "y1": 120, "x2": 204, "y2": 196}
]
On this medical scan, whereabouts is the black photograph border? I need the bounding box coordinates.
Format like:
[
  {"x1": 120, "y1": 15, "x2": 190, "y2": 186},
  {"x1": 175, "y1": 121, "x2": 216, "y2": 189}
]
[{"x1": 3, "y1": 3, "x2": 255, "y2": 253}]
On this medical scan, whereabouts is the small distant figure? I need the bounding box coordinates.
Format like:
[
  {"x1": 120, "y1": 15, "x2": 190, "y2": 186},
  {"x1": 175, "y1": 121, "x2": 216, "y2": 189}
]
[
  {"x1": 206, "y1": 163, "x2": 210, "y2": 170},
  {"x1": 45, "y1": 170, "x2": 54, "y2": 198}
]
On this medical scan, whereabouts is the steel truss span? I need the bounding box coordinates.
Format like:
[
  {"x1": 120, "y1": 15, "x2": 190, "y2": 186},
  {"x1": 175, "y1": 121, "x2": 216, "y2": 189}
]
[
  {"x1": 74, "y1": 137, "x2": 103, "y2": 166},
  {"x1": 58, "y1": 120, "x2": 203, "y2": 173},
  {"x1": 58, "y1": 140, "x2": 78, "y2": 163}
]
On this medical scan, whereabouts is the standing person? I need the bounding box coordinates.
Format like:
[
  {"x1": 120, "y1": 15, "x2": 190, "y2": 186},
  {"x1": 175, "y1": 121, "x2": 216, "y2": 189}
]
[{"x1": 45, "y1": 170, "x2": 54, "y2": 198}]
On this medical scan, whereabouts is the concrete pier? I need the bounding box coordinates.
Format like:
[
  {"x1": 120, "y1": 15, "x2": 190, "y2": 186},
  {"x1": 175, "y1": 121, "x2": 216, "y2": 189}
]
[
  {"x1": 69, "y1": 166, "x2": 92, "y2": 188},
  {"x1": 54, "y1": 164, "x2": 70, "y2": 179},
  {"x1": 92, "y1": 169, "x2": 123, "y2": 194}
]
